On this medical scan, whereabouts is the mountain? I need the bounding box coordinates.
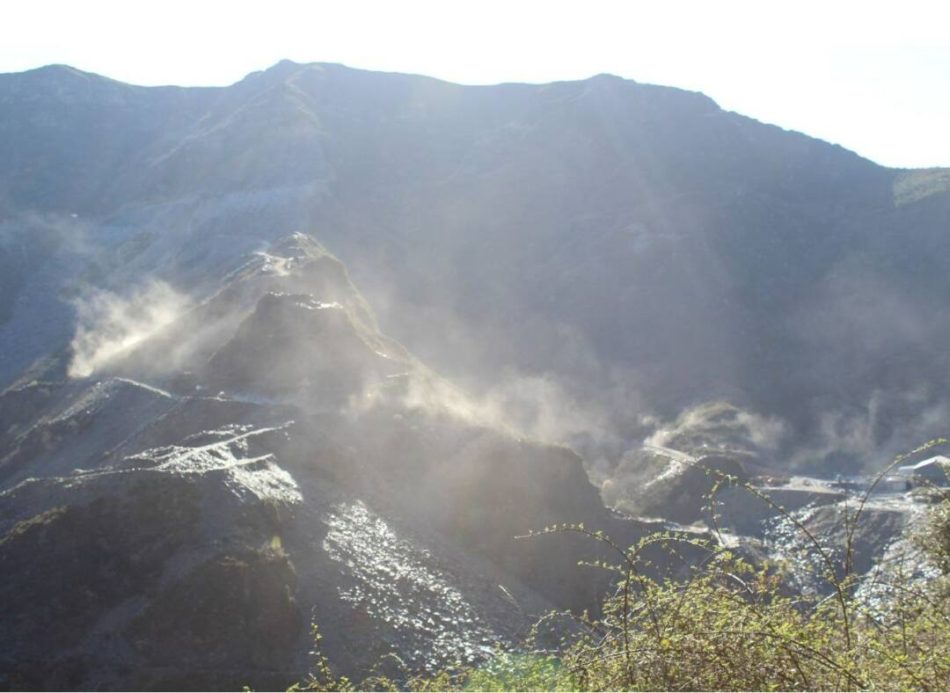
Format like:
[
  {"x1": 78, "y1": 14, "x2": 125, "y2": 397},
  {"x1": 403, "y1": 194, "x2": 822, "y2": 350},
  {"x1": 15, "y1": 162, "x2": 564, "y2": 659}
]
[
  {"x1": 1, "y1": 60, "x2": 949, "y2": 687},
  {"x1": 2, "y1": 61, "x2": 949, "y2": 476},
  {"x1": 0, "y1": 233, "x2": 659, "y2": 689}
]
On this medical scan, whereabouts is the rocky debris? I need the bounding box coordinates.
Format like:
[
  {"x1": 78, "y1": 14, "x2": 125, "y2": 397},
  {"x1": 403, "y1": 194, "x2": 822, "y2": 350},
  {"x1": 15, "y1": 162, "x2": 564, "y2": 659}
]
[
  {"x1": 322, "y1": 500, "x2": 497, "y2": 671},
  {"x1": 0, "y1": 378, "x2": 178, "y2": 489},
  {"x1": 762, "y1": 498, "x2": 912, "y2": 596},
  {"x1": 0, "y1": 234, "x2": 649, "y2": 689},
  {"x1": 606, "y1": 443, "x2": 919, "y2": 601},
  {"x1": 202, "y1": 292, "x2": 404, "y2": 407},
  {"x1": 607, "y1": 447, "x2": 748, "y2": 525},
  {"x1": 712, "y1": 483, "x2": 845, "y2": 537}
]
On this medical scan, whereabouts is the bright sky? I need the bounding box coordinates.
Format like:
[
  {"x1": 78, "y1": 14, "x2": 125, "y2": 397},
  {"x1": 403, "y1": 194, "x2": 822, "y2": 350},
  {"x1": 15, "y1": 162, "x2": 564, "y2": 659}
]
[{"x1": 2, "y1": 0, "x2": 948, "y2": 168}]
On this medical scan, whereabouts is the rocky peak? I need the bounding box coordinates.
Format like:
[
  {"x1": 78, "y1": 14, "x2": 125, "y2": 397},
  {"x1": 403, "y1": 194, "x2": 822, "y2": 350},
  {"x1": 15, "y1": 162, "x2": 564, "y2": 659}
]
[{"x1": 201, "y1": 289, "x2": 407, "y2": 405}]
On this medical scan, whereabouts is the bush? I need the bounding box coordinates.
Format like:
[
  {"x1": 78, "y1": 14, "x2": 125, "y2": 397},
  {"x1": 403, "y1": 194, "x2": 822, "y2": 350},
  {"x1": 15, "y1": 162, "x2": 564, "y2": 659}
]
[{"x1": 293, "y1": 446, "x2": 950, "y2": 691}]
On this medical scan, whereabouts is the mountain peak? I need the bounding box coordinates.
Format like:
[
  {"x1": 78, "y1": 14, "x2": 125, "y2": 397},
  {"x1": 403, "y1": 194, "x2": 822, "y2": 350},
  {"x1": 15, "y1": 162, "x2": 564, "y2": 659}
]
[
  {"x1": 587, "y1": 72, "x2": 629, "y2": 83},
  {"x1": 269, "y1": 232, "x2": 332, "y2": 260},
  {"x1": 20, "y1": 63, "x2": 94, "y2": 78},
  {"x1": 11, "y1": 63, "x2": 116, "y2": 87},
  {"x1": 250, "y1": 59, "x2": 349, "y2": 83}
]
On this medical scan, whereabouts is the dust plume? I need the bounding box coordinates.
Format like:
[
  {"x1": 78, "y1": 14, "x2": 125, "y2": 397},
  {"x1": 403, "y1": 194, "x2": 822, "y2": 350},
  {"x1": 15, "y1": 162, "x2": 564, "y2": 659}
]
[
  {"x1": 399, "y1": 372, "x2": 613, "y2": 445},
  {"x1": 645, "y1": 401, "x2": 787, "y2": 455},
  {"x1": 68, "y1": 281, "x2": 189, "y2": 378},
  {"x1": 788, "y1": 389, "x2": 950, "y2": 473}
]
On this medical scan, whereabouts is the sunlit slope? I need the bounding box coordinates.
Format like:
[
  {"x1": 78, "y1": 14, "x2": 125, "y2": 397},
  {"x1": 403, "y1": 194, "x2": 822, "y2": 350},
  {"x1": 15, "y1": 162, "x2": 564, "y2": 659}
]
[{"x1": 0, "y1": 234, "x2": 655, "y2": 689}]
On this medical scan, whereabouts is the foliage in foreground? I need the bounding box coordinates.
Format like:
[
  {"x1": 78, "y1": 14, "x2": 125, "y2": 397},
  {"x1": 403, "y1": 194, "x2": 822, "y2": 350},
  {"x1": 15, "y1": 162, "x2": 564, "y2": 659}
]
[{"x1": 294, "y1": 443, "x2": 950, "y2": 691}]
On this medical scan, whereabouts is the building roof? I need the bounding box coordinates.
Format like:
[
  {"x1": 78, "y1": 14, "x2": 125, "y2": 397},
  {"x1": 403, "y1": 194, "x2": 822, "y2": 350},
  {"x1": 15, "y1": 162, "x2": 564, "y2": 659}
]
[{"x1": 898, "y1": 455, "x2": 950, "y2": 474}]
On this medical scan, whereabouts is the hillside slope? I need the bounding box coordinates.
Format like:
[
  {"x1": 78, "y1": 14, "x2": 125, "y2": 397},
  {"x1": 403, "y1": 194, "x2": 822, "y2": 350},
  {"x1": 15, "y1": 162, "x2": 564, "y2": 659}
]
[
  {"x1": 0, "y1": 234, "x2": 652, "y2": 689},
  {"x1": 2, "y1": 62, "x2": 948, "y2": 468}
]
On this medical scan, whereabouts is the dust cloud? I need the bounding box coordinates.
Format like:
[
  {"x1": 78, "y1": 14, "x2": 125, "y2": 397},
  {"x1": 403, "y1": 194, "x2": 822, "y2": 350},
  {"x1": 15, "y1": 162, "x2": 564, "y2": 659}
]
[{"x1": 68, "y1": 281, "x2": 189, "y2": 378}]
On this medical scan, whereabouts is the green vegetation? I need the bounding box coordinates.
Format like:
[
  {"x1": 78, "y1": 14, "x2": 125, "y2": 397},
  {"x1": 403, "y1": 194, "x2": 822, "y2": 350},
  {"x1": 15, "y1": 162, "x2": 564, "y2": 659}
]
[
  {"x1": 916, "y1": 490, "x2": 950, "y2": 580},
  {"x1": 294, "y1": 447, "x2": 950, "y2": 692}
]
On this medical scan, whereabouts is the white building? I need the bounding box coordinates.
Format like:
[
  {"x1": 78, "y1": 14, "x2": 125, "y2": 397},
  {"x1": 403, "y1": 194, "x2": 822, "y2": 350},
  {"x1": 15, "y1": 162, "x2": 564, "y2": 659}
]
[{"x1": 897, "y1": 455, "x2": 950, "y2": 486}]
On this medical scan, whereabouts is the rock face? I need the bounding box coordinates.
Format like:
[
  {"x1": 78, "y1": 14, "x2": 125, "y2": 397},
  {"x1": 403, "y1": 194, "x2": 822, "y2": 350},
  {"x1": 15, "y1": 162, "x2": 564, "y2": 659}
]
[
  {"x1": 1, "y1": 62, "x2": 949, "y2": 473},
  {"x1": 0, "y1": 235, "x2": 644, "y2": 690},
  {"x1": 201, "y1": 291, "x2": 399, "y2": 405}
]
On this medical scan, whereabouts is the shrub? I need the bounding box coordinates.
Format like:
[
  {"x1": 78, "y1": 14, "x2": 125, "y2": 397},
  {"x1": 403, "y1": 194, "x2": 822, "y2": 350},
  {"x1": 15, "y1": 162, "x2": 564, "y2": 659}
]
[{"x1": 293, "y1": 444, "x2": 950, "y2": 691}]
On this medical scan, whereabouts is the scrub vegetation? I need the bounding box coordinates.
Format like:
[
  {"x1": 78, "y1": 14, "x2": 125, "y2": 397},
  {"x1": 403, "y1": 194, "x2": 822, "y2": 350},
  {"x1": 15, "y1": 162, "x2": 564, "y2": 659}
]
[{"x1": 294, "y1": 448, "x2": 950, "y2": 692}]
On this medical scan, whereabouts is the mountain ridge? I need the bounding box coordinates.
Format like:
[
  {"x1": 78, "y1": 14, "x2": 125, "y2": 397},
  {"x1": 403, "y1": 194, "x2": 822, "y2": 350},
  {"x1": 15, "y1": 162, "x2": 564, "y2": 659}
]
[
  {"x1": 1, "y1": 231, "x2": 659, "y2": 688},
  {"x1": 1, "y1": 61, "x2": 948, "y2": 474}
]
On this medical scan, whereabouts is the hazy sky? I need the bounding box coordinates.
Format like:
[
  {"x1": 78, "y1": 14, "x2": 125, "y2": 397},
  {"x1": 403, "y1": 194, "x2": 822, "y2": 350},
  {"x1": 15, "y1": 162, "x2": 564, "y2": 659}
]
[{"x1": 2, "y1": 0, "x2": 948, "y2": 168}]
